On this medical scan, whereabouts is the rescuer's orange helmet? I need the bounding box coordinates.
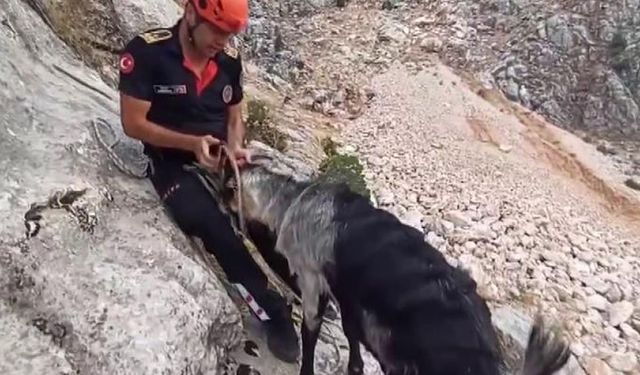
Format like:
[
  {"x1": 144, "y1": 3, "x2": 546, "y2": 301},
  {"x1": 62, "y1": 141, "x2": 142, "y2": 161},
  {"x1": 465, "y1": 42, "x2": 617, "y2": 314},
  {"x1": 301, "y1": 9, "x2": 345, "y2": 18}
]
[{"x1": 190, "y1": 0, "x2": 249, "y2": 33}]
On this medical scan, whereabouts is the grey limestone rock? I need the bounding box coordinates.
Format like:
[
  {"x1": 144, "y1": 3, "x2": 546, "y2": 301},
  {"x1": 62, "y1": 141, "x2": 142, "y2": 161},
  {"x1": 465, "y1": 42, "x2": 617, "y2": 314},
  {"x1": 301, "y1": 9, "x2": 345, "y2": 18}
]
[{"x1": 0, "y1": 1, "x2": 243, "y2": 374}]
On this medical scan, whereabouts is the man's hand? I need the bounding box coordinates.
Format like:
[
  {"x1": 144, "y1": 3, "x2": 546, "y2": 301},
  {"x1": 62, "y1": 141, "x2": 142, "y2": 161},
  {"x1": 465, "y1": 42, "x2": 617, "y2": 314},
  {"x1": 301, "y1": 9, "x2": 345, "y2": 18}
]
[
  {"x1": 230, "y1": 147, "x2": 251, "y2": 168},
  {"x1": 193, "y1": 135, "x2": 222, "y2": 171}
]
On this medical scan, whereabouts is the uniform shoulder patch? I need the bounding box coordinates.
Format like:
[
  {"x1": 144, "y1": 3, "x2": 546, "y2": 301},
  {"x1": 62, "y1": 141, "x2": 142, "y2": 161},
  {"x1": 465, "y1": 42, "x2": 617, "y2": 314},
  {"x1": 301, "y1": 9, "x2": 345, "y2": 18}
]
[
  {"x1": 119, "y1": 52, "x2": 135, "y2": 74},
  {"x1": 223, "y1": 44, "x2": 239, "y2": 59},
  {"x1": 139, "y1": 29, "x2": 173, "y2": 44}
]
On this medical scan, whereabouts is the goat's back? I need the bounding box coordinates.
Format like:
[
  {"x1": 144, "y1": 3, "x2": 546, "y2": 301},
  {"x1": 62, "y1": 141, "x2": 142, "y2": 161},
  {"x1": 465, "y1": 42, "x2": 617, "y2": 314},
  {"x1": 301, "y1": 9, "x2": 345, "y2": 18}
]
[{"x1": 328, "y1": 186, "x2": 503, "y2": 375}]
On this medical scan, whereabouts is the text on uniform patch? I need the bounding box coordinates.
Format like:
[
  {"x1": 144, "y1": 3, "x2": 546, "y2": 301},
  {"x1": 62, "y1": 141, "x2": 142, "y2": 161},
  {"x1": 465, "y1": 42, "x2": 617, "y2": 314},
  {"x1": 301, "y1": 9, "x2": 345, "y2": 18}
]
[{"x1": 153, "y1": 85, "x2": 188, "y2": 95}]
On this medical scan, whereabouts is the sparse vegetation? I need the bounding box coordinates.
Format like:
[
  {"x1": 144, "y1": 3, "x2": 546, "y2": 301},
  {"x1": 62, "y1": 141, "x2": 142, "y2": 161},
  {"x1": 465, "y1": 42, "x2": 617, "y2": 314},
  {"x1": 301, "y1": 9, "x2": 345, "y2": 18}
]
[
  {"x1": 320, "y1": 136, "x2": 340, "y2": 158},
  {"x1": 34, "y1": 0, "x2": 124, "y2": 86},
  {"x1": 625, "y1": 178, "x2": 640, "y2": 191},
  {"x1": 316, "y1": 136, "x2": 370, "y2": 199},
  {"x1": 245, "y1": 98, "x2": 289, "y2": 152}
]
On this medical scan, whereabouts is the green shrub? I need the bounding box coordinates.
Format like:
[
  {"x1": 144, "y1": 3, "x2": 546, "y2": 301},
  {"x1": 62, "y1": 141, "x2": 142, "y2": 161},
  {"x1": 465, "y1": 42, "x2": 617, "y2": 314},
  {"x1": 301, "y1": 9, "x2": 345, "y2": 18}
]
[
  {"x1": 317, "y1": 137, "x2": 370, "y2": 199},
  {"x1": 245, "y1": 99, "x2": 288, "y2": 152}
]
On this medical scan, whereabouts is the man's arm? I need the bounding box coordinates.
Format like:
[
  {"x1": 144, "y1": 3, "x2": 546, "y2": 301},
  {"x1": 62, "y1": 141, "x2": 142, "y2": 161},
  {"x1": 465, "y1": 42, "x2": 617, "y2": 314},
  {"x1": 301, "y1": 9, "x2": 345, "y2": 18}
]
[
  {"x1": 226, "y1": 101, "x2": 245, "y2": 151},
  {"x1": 225, "y1": 47, "x2": 247, "y2": 152},
  {"x1": 120, "y1": 93, "x2": 200, "y2": 152},
  {"x1": 118, "y1": 36, "x2": 201, "y2": 153}
]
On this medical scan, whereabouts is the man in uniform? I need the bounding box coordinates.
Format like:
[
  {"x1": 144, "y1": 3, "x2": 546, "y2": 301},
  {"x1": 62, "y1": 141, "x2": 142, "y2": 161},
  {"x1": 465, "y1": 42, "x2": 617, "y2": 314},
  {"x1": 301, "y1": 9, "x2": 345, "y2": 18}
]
[{"x1": 117, "y1": 0, "x2": 300, "y2": 363}]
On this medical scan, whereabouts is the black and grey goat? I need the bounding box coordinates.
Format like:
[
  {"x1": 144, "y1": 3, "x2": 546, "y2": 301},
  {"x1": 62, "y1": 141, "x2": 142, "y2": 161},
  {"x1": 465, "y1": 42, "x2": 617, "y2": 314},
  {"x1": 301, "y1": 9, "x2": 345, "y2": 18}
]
[{"x1": 223, "y1": 158, "x2": 571, "y2": 375}]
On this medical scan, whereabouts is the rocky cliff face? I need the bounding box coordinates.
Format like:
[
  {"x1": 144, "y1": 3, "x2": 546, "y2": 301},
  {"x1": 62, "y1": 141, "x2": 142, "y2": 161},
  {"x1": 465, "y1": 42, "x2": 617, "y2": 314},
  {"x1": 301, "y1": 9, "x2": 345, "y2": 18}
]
[
  {"x1": 20, "y1": 0, "x2": 183, "y2": 86},
  {"x1": 409, "y1": 0, "x2": 640, "y2": 172},
  {"x1": 283, "y1": 0, "x2": 639, "y2": 180},
  {"x1": 0, "y1": 0, "x2": 245, "y2": 373},
  {"x1": 242, "y1": 0, "x2": 640, "y2": 180},
  {"x1": 439, "y1": 0, "x2": 640, "y2": 136}
]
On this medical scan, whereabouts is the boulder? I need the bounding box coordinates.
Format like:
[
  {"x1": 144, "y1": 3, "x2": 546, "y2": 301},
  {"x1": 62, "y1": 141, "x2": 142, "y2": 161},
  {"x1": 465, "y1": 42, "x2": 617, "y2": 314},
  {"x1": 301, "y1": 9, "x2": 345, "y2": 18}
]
[{"x1": 111, "y1": 0, "x2": 182, "y2": 41}]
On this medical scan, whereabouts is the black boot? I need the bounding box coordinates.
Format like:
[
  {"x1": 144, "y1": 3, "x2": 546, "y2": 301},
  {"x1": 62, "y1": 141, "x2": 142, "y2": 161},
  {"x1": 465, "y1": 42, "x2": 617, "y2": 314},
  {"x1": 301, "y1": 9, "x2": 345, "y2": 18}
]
[{"x1": 260, "y1": 291, "x2": 300, "y2": 363}]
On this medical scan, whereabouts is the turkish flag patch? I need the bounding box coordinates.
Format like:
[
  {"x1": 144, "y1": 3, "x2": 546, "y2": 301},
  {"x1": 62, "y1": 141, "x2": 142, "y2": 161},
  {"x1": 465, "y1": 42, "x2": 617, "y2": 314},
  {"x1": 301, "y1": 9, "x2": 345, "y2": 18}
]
[{"x1": 119, "y1": 53, "x2": 135, "y2": 74}]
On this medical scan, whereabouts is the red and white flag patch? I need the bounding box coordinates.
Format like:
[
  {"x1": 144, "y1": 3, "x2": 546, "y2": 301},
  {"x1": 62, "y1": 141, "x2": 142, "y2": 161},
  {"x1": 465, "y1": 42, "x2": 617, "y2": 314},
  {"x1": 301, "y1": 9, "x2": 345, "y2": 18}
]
[{"x1": 119, "y1": 52, "x2": 135, "y2": 74}]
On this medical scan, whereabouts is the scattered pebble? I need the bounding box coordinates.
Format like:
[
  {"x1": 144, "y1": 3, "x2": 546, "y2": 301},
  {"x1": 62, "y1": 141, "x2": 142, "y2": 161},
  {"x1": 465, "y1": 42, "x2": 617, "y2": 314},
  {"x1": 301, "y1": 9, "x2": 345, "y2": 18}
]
[
  {"x1": 606, "y1": 352, "x2": 638, "y2": 373},
  {"x1": 582, "y1": 357, "x2": 614, "y2": 375},
  {"x1": 608, "y1": 301, "x2": 635, "y2": 327},
  {"x1": 587, "y1": 295, "x2": 608, "y2": 312}
]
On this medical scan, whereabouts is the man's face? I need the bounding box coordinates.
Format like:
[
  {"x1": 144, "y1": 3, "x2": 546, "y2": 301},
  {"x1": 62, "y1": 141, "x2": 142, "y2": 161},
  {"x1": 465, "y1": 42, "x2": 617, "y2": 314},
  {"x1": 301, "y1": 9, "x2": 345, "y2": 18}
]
[{"x1": 186, "y1": 6, "x2": 233, "y2": 57}]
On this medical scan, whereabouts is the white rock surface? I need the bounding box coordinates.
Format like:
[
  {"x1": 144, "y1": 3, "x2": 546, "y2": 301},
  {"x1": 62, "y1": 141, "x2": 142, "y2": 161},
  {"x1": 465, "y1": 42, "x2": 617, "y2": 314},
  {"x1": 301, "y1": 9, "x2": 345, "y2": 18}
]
[
  {"x1": 582, "y1": 357, "x2": 614, "y2": 375},
  {"x1": 608, "y1": 301, "x2": 635, "y2": 327},
  {"x1": 606, "y1": 351, "x2": 638, "y2": 372},
  {"x1": 0, "y1": 1, "x2": 242, "y2": 373},
  {"x1": 112, "y1": 0, "x2": 182, "y2": 40}
]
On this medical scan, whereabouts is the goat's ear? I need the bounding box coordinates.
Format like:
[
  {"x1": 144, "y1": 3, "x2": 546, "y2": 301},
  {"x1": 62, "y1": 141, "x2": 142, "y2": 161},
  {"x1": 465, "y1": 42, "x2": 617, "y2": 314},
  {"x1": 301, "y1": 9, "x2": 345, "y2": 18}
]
[
  {"x1": 220, "y1": 167, "x2": 238, "y2": 203},
  {"x1": 247, "y1": 152, "x2": 274, "y2": 166},
  {"x1": 220, "y1": 160, "x2": 235, "y2": 187},
  {"x1": 222, "y1": 182, "x2": 237, "y2": 206}
]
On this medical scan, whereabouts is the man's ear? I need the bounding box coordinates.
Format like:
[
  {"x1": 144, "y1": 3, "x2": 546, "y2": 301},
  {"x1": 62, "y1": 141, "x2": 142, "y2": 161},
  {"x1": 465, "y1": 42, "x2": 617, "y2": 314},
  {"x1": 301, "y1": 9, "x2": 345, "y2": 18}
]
[{"x1": 184, "y1": 1, "x2": 196, "y2": 24}]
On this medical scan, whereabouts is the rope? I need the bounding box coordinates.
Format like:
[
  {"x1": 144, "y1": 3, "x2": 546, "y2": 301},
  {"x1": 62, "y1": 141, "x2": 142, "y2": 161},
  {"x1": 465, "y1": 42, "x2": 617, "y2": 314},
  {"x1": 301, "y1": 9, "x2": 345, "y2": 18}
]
[
  {"x1": 53, "y1": 65, "x2": 114, "y2": 100},
  {"x1": 91, "y1": 118, "x2": 148, "y2": 179}
]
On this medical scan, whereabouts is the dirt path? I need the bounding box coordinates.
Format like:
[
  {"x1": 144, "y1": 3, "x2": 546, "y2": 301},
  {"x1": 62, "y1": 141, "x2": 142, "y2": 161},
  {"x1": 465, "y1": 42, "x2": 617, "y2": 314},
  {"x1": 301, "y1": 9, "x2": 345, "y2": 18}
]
[{"x1": 470, "y1": 81, "x2": 640, "y2": 226}]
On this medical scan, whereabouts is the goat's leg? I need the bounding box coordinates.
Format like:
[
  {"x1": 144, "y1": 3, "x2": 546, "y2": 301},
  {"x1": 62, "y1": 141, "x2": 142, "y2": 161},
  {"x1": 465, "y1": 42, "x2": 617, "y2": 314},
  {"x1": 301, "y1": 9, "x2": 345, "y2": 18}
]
[
  {"x1": 340, "y1": 307, "x2": 364, "y2": 375},
  {"x1": 299, "y1": 291, "x2": 329, "y2": 375}
]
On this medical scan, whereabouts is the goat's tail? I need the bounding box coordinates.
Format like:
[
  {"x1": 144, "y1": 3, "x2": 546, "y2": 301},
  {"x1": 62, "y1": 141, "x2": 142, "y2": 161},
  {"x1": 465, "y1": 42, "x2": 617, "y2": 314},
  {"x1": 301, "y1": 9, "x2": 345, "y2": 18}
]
[{"x1": 519, "y1": 314, "x2": 571, "y2": 375}]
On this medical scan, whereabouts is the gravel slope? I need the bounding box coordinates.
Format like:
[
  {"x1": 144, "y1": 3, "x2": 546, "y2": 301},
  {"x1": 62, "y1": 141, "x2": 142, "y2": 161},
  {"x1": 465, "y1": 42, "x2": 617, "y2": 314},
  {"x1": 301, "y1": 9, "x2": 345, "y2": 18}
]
[{"x1": 337, "y1": 61, "x2": 640, "y2": 374}]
